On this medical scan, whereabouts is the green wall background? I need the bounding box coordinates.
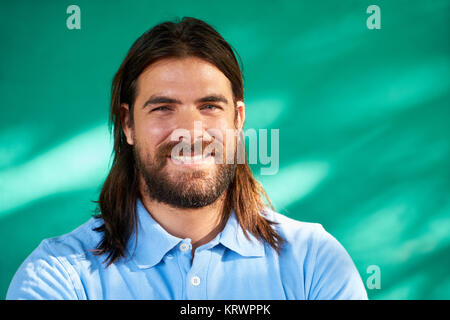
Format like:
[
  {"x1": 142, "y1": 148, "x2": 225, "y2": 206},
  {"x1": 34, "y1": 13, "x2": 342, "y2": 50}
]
[{"x1": 1, "y1": 0, "x2": 449, "y2": 299}]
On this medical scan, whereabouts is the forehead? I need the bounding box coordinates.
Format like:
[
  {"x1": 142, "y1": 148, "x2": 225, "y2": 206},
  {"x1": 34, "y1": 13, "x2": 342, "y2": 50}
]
[{"x1": 135, "y1": 56, "x2": 233, "y2": 102}]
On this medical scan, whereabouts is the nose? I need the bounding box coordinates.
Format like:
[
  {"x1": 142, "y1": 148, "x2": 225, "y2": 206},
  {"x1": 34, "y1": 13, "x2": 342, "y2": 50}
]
[{"x1": 172, "y1": 108, "x2": 205, "y2": 144}]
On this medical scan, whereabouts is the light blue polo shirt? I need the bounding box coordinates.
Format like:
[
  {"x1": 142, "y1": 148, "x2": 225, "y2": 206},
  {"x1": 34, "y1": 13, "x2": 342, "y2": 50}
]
[{"x1": 7, "y1": 199, "x2": 368, "y2": 299}]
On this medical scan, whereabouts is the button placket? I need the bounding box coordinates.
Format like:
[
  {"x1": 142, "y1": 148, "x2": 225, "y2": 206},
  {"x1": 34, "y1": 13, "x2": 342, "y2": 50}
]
[
  {"x1": 176, "y1": 240, "x2": 192, "y2": 280},
  {"x1": 179, "y1": 243, "x2": 190, "y2": 252},
  {"x1": 190, "y1": 276, "x2": 201, "y2": 286},
  {"x1": 185, "y1": 248, "x2": 212, "y2": 299}
]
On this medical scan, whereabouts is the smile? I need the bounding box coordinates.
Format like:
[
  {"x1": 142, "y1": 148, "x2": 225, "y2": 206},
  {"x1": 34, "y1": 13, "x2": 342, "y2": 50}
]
[{"x1": 168, "y1": 153, "x2": 215, "y2": 166}]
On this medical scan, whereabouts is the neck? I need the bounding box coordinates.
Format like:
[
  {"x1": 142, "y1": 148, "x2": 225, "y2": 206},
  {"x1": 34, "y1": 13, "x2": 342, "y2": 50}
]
[{"x1": 139, "y1": 180, "x2": 228, "y2": 256}]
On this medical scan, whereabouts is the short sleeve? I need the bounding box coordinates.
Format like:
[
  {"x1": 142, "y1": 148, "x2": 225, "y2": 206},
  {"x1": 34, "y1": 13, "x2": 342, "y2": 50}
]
[
  {"x1": 308, "y1": 225, "x2": 368, "y2": 300},
  {"x1": 6, "y1": 240, "x2": 80, "y2": 300}
]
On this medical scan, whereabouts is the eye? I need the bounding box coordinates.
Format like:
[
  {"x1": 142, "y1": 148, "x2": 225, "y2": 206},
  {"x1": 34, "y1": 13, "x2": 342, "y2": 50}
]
[
  {"x1": 151, "y1": 106, "x2": 171, "y2": 112},
  {"x1": 201, "y1": 104, "x2": 221, "y2": 111}
]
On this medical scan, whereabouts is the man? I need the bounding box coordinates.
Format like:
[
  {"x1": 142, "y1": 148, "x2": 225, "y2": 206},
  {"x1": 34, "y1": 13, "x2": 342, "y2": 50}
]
[{"x1": 7, "y1": 17, "x2": 367, "y2": 300}]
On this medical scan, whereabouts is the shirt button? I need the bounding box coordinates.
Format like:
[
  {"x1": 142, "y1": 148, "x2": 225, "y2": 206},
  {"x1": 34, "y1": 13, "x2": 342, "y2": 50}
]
[
  {"x1": 190, "y1": 276, "x2": 201, "y2": 286},
  {"x1": 179, "y1": 243, "x2": 189, "y2": 252}
]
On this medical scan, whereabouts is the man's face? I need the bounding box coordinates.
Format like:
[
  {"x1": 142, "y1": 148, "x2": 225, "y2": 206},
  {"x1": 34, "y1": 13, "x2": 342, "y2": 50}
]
[{"x1": 122, "y1": 56, "x2": 245, "y2": 208}]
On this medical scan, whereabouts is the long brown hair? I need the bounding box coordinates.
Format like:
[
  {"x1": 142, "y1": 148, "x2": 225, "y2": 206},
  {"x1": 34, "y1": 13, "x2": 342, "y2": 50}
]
[{"x1": 93, "y1": 16, "x2": 284, "y2": 266}]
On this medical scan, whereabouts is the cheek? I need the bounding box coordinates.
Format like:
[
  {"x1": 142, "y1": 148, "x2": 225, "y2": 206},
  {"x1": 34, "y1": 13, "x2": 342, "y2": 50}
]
[
  {"x1": 133, "y1": 122, "x2": 170, "y2": 162},
  {"x1": 206, "y1": 115, "x2": 236, "y2": 134},
  {"x1": 205, "y1": 122, "x2": 238, "y2": 160},
  {"x1": 216, "y1": 116, "x2": 238, "y2": 139},
  {"x1": 135, "y1": 117, "x2": 171, "y2": 144}
]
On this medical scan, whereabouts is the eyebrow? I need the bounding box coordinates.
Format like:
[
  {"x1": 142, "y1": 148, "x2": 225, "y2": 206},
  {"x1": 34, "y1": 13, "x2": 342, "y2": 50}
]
[{"x1": 142, "y1": 94, "x2": 229, "y2": 108}]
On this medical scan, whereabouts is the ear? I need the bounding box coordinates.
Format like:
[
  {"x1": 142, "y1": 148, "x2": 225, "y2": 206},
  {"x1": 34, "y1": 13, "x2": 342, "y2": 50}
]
[
  {"x1": 235, "y1": 100, "x2": 245, "y2": 130},
  {"x1": 120, "y1": 103, "x2": 135, "y2": 145}
]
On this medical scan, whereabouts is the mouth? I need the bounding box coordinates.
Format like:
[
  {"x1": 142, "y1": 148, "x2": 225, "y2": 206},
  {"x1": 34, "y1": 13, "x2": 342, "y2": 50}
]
[{"x1": 167, "y1": 151, "x2": 216, "y2": 166}]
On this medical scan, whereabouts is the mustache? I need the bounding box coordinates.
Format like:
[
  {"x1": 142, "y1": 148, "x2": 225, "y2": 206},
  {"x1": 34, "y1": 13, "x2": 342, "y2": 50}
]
[{"x1": 156, "y1": 139, "x2": 223, "y2": 159}]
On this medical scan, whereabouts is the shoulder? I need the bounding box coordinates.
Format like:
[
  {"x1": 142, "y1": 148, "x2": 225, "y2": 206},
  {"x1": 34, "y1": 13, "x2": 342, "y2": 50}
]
[
  {"x1": 41, "y1": 216, "x2": 104, "y2": 259},
  {"x1": 263, "y1": 209, "x2": 367, "y2": 300},
  {"x1": 263, "y1": 208, "x2": 354, "y2": 266},
  {"x1": 263, "y1": 208, "x2": 328, "y2": 248},
  {"x1": 6, "y1": 217, "x2": 103, "y2": 300}
]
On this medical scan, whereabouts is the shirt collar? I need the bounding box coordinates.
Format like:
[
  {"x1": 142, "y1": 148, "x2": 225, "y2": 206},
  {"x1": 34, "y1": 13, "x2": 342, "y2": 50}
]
[
  {"x1": 218, "y1": 208, "x2": 266, "y2": 258},
  {"x1": 129, "y1": 199, "x2": 265, "y2": 269}
]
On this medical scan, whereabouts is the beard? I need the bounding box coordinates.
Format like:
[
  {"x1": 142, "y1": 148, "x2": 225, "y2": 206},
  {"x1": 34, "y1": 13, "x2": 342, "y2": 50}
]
[{"x1": 133, "y1": 138, "x2": 237, "y2": 209}]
